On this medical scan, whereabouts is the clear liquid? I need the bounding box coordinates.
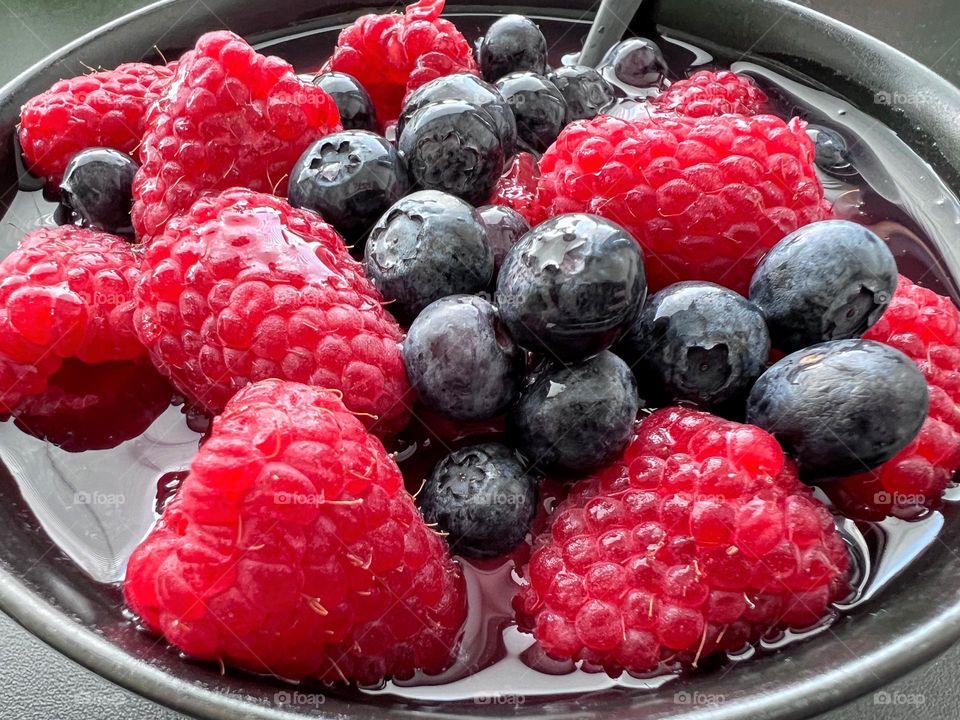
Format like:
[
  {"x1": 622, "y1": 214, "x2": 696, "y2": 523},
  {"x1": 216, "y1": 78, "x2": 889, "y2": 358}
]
[{"x1": 0, "y1": 11, "x2": 957, "y2": 706}]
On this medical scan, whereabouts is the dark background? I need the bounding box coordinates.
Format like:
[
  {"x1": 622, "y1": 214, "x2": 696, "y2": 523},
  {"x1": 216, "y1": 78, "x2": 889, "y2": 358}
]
[{"x1": 0, "y1": 1, "x2": 958, "y2": 718}]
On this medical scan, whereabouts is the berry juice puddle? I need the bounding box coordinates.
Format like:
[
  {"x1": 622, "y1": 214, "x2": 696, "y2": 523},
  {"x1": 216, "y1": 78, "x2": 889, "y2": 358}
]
[{"x1": 1, "y1": 6, "x2": 960, "y2": 707}]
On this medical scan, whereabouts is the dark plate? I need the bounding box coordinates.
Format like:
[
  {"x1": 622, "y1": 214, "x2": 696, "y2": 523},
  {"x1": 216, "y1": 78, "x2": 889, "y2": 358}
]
[{"x1": 1, "y1": 1, "x2": 960, "y2": 719}]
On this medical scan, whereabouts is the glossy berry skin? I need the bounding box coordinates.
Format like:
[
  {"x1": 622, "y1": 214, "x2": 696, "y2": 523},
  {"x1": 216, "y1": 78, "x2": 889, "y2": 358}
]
[
  {"x1": 495, "y1": 73, "x2": 567, "y2": 153},
  {"x1": 403, "y1": 295, "x2": 524, "y2": 420},
  {"x1": 747, "y1": 339, "x2": 929, "y2": 479},
  {"x1": 59, "y1": 148, "x2": 139, "y2": 236},
  {"x1": 597, "y1": 37, "x2": 668, "y2": 89},
  {"x1": 399, "y1": 73, "x2": 517, "y2": 157},
  {"x1": 496, "y1": 214, "x2": 646, "y2": 361},
  {"x1": 807, "y1": 125, "x2": 853, "y2": 175},
  {"x1": 537, "y1": 114, "x2": 829, "y2": 294},
  {"x1": 652, "y1": 70, "x2": 767, "y2": 118},
  {"x1": 488, "y1": 151, "x2": 540, "y2": 225},
  {"x1": 514, "y1": 407, "x2": 850, "y2": 674},
  {"x1": 749, "y1": 220, "x2": 898, "y2": 353},
  {"x1": 547, "y1": 65, "x2": 615, "y2": 122},
  {"x1": 124, "y1": 379, "x2": 467, "y2": 685},
  {"x1": 508, "y1": 352, "x2": 640, "y2": 474},
  {"x1": 18, "y1": 62, "x2": 174, "y2": 184},
  {"x1": 620, "y1": 281, "x2": 770, "y2": 408},
  {"x1": 478, "y1": 14, "x2": 548, "y2": 82},
  {"x1": 288, "y1": 131, "x2": 409, "y2": 244},
  {"x1": 419, "y1": 443, "x2": 536, "y2": 557},
  {"x1": 132, "y1": 31, "x2": 342, "y2": 242},
  {"x1": 312, "y1": 71, "x2": 379, "y2": 131},
  {"x1": 134, "y1": 188, "x2": 411, "y2": 435},
  {"x1": 477, "y1": 204, "x2": 530, "y2": 273},
  {"x1": 398, "y1": 100, "x2": 505, "y2": 205},
  {"x1": 364, "y1": 191, "x2": 494, "y2": 323}
]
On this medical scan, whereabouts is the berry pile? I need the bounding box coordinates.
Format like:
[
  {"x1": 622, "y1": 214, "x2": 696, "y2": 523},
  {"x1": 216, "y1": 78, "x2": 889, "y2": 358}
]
[{"x1": 7, "y1": 0, "x2": 953, "y2": 694}]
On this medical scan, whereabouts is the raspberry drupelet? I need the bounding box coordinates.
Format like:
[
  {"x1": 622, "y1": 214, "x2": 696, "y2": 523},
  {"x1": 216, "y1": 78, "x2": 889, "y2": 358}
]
[{"x1": 652, "y1": 70, "x2": 768, "y2": 118}]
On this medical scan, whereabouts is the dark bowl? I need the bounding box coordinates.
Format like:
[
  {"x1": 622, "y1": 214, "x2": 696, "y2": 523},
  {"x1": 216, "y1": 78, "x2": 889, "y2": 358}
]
[{"x1": 1, "y1": 1, "x2": 960, "y2": 719}]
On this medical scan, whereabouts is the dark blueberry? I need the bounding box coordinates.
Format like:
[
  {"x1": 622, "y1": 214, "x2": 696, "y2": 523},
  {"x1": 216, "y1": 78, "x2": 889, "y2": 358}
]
[
  {"x1": 547, "y1": 65, "x2": 615, "y2": 122},
  {"x1": 476, "y1": 204, "x2": 530, "y2": 274},
  {"x1": 495, "y1": 73, "x2": 567, "y2": 153},
  {"x1": 806, "y1": 125, "x2": 854, "y2": 175},
  {"x1": 59, "y1": 148, "x2": 139, "y2": 236},
  {"x1": 747, "y1": 339, "x2": 928, "y2": 479},
  {"x1": 478, "y1": 14, "x2": 548, "y2": 82},
  {"x1": 312, "y1": 71, "x2": 378, "y2": 132},
  {"x1": 749, "y1": 220, "x2": 898, "y2": 353},
  {"x1": 398, "y1": 100, "x2": 505, "y2": 206},
  {"x1": 508, "y1": 352, "x2": 640, "y2": 474},
  {"x1": 364, "y1": 191, "x2": 494, "y2": 323},
  {"x1": 288, "y1": 131, "x2": 409, "y2": 244},
  {"x1": 495, "y1": 213, "x2": 646, "y2": 361},
  {"x1": 419, "y1": 443, "x2": 536, "y2": 558},
  {"x1": 618, "y1": 281, "x2": 770, "y2": 408},
  {"x1": 598, "y1": 37, "x2": 668, "y2": 89},
  {"x1": 399, "y1": 73, "x2": 517, "y2": 157},
  {"x1": 403, "y1": 295, "x2": 524, "y2": 420}
]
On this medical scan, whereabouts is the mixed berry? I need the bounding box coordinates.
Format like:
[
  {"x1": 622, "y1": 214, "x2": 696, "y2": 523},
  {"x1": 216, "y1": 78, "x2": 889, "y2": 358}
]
[{"x1": 5, "y1": 0, "x2": 958, "y2": 698}]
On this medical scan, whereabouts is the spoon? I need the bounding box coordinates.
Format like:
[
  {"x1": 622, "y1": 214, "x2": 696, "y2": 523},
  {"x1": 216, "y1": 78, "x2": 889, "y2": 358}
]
[{"x1": 579, "y1": 0, "x2": 647, "y2": 67}]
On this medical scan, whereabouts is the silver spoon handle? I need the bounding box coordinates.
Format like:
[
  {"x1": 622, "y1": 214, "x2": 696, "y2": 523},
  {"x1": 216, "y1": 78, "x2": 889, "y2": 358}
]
[{"x1": 579, "y1": 0, "x2": 646, "y2": 67}]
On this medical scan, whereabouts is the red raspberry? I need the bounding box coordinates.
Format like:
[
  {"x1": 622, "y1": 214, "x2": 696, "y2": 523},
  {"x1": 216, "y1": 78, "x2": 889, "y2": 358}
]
[
  {"x1": 488, "y1": 152, "x2": 542, "y2": 226},
  {"x1": 18, "y1": 63, "x2": 174, "y2": 185},
  {"x1": 515, "y1": 407, "x2": 849, "y2": 673},
  {"x1": 0, "y1": 226, "x2": 143, "y2": 413},
  {"x1": 131, "y1": 31, "x2": 341, "y2": 242},
  {"x1": 134, "y1": 188, "x2": 411, "y2": 435},
  {"x1": 536, "y1": 113, "x2": 829, "y2": 294},
  {"x1": 652, "y1": 70, "x2": 767, "y2": 118},
  {"x1": 322, "y1": 0, "x2": 478, "y2": 125},
  {"x1": 828, "y1": 276, "x2": 960, "y2": 519},
  {"x1": 124, "y1": 379, "x2": 467, "y2": 684}
]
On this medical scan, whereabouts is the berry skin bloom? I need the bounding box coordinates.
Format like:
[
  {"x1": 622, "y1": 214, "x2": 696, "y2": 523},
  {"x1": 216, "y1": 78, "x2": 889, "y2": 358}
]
[
  {"x1": 0, "y1": 226, "x2": 144, "y2": 414},
  {"x1": 322, "y1": 0, "x2": 479, "y2": 125},
  {"x1": 18, "y1": 62, "x2": 174, "y2": 185},
  {"x1": 652, "y1": 70, "x2": 767, "y2": 118},
  {"x1": 515, "y1": 407, "x2": 849, "y2": 674},
  {"x1": 536, "y1": 113, "x2": 830, "y2": 294},
  {"x1": 829, "y1": 275, "x2": 960, "y2": 519},
  {"x1": 131, "y1": 31, "x2": 341, "y2": 242},
  {"x1": 124, "y1": 379, "x2": 467, "y2": 684},
  {"x1": 134, "y1": 188, "x2": 411, "y2": 435}
]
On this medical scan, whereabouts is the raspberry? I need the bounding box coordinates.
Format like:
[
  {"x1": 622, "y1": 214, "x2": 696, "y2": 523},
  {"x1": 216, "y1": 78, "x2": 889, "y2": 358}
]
[
  {"x1": 515, "y1": 407, "x2": 849, "y2": 673},
  {"x1": 322, "y1": 0, "x2": 478, "y2": 125},
  {"x1": 0, "y1": 226, "x2": 143, "y2": 413},
  {"x1": 536, "y1": 113, "x2": 829, "y2": 294},
  {"x1": 828, "y1": 276, "x2": 960, "y2": 519},
  {"x1": 488, "y1": 152, "x2": 542, "y2": 225},
  {"x1": 124, "y1": 379, "x2": 467, "y2": 684},
  {"x1": 134, "y1": 188, "x2": 411, "y2": 435},
  {"x1": 18, "y1": 63, "x2": 174, "y2": 185},
  {"x1": 131, "y1": 31, "x2": 341, "y2": 242},
  {"x1": 652, "y1": 70, "x2": 767, "y2": 118}
]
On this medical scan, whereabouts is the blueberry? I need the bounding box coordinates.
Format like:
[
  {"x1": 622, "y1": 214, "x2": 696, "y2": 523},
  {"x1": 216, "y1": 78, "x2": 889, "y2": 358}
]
[
  {"x1": 288, "y1": 131, "x2": 408, "y2": 244},
  {"x1": 495, "y1": 73, "x2": 567, "y2": 153},
  {"x1": 478, "y1": 15, "x2": 548, "y2": 82},
  {"x1": 749, "y1": 220, "x2": 898, "y2": 353},
  {"x1": 419, "y1": 443, "x2": 536, "y2": 558},
  {"x1": 398, "y1": 100, "x2": 505, "y2": 206},
  {"x1": 618, "y1": 281, "x2": 770, "y2": 408},
  {"x1": 403, "y1": 295, "x2": 524, "y2": 420},
  {"x1": 598, "y1": 37, "x2": 668, "y2": 88},
  {"x1": 547, "y1": 65, "x2": 615, "y2": 122},
  {"x1": 746, "y1": 339, "x2": 928, "y2": 479},
  {"x1": 399, "y1": 73, "x2": 517, "y2": 157},
  {"x1": 476, "y1": 204, "x2": 530, "y2": 274},
  {"x1": 508, "y1": 351, "x2": 640, "y2": 474},
  {"x1": 806, "y1": 125, "x2": 853, "y2": 175},
  {"x1": 364, "y1": 191, "x2": 494, "y2": 323},
  {"x1": 496, "y1": 213, "x2": 647, "y2": 361},
  {"x1": 59, "y1": 148, "x2": 138, "y2": 236},
  {"x1": 311, "y1": 71, "x2": 378, "y2": 132}
]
